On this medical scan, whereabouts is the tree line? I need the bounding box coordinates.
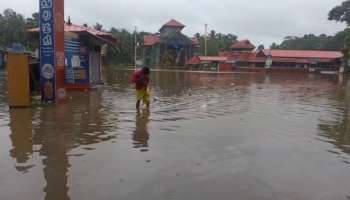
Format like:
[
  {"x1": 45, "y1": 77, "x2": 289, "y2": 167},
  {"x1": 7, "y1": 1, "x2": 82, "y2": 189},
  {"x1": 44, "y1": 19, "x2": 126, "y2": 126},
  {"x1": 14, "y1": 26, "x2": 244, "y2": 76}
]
[
  {"x1": 0, "y1": 9, "x2": 39, "y2": 50},
  {"x1": 194, "y1": 31, "x2": 238, "y2": 56},
  {"x1": 270, "y1": 30, "x2": 350, "y2": 51}
]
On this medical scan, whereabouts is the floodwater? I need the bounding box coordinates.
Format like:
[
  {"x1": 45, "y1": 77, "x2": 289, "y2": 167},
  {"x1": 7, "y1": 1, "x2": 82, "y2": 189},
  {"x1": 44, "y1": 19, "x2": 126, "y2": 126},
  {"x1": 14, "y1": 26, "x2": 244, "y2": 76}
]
[{"x1": 1, "y1": 68, "x2": 350, "y2": 200}]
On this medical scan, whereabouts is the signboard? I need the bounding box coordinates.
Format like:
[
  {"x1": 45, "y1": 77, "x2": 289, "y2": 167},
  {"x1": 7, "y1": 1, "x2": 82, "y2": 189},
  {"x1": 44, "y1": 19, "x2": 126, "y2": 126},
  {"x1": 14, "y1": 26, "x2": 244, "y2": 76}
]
[
  {"x1": 64, "y1": 32, "x2": 80, "y2": 83},
  {"x1": 40, "y1": 0, "x2": 55, "y2": 101},
  {"x1": 39, "y1": 0, "x2": 65, "y2": 101},
  {"x1": 265, "y1": 56, "x2": 272, "y2": 69},
  {"x1": 64, "y1": 34, "x2": 90, "y2": 84}
]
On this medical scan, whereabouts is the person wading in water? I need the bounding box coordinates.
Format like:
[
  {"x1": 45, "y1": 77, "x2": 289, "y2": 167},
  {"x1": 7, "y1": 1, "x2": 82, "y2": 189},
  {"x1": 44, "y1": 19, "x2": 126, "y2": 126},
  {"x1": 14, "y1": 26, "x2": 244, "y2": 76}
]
[{"x1": 131, "y1": 67, "x2": 150, "y2": 110}]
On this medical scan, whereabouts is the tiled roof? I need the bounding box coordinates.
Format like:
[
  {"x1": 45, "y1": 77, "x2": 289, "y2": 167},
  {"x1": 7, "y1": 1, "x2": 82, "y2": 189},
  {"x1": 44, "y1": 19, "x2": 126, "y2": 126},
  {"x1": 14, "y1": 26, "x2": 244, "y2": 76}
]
[
  {"x1": 263, "y1": 49, "x2": 342, "y2": 59},
  {"x1": 143, "y1": 35, "x2": 161, "y2": 46},
  {"x1": 186, "y1": 56, "x2": 228, "y2": 65},
  {"x1": 162, "y1": 19, "x2": 185, "y2": 28},
  {"x1": 230, "y1": 40, "x2": 256, "y2": 50},
  {"x1": 186, "y1": 56, "x2": 201, "y2": 65},
  {"x1": 199, "y1": 56, "x2": 228, "y2": 62},
  {"x1": 28, "y1": 23, "x2": 117, "y2": 44}
]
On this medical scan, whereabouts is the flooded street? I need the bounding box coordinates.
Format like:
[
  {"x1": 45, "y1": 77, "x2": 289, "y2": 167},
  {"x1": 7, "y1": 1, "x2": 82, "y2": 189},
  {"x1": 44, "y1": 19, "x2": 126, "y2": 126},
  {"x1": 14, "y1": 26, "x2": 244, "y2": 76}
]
[{"x1": 1, "y1": 69, "x2": 350, "y2": 200}]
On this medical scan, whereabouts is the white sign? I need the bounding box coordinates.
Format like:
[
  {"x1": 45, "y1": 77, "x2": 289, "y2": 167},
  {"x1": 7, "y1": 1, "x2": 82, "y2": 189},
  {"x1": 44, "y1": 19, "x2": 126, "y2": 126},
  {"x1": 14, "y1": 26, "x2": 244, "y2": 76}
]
[
  {"x1": 57, "y1": 88, "x2": 67, "y2": 99},
  {"x1": 41, "y1": 63, "x2": 54, "y2": 79},
  {"x1": 40, "y1": 0, "x2": 53, "y2": 9},
  {"x1": 42, "y1": 35, "x2": 52, "y2": 46},
  {"x1": 42, "y1": 10, "x2": 52, "y2": 21},
  {"x1": 42, "y1": 23, "x2": 52, "y2": 34}
]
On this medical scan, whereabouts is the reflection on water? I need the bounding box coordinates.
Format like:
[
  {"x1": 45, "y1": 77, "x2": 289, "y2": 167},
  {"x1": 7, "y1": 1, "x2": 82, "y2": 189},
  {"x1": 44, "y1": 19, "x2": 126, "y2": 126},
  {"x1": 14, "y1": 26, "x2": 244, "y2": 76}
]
[
  {"x1": 318, "y1": 78, "x2": 350, "y2": 158},
  {"x1": 132, "y1": 110, "x2": 150, "y2": 151},
  {"x1": 1, "y1": 69, "x2": 350, "y2": 199}
]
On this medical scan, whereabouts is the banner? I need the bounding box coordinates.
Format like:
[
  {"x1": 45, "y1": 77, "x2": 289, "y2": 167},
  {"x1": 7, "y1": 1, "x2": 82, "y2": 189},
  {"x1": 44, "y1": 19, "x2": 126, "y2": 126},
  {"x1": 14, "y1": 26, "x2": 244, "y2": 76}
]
[
  {"x1": 40, "y1": 0, "x2": 56, "y2": 101},
  {"x1": 39, "y1": 0, "x2": 65, "y2": 101}
]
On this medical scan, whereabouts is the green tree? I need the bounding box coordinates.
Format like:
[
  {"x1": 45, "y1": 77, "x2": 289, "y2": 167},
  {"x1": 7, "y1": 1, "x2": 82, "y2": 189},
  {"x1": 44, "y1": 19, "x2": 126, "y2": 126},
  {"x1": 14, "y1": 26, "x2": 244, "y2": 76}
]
[
  {"x1": 93, "y1": 23, "x2": 103, "y2": 31},
  {"x1": 25, "y1": 12, "x2": 39, "y2": 29},
  {"x1": 270, "y1": 32, "x2": 348, "y2": 51},
  {"x1": 198, "y1": 31, "x2": 237, "y2": 55},
  {"x1": 329, "y1": 0, "x2": 350, "y2": 25},
  {"x1": 0, "y1": 9, "x2": 26, "y2": 48}
]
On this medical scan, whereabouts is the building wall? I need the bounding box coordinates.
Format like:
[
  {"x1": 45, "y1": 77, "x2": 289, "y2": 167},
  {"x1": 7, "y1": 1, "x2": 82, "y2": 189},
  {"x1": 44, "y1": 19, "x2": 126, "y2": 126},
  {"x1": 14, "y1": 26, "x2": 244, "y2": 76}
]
[{"x1": 160, "y1": 27, "x2": 183, "y2": 35}]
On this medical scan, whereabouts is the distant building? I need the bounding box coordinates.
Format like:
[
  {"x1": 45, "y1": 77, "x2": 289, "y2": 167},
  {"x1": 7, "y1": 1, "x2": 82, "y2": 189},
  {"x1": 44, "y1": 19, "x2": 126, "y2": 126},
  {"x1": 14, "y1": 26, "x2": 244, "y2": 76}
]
[
  {"x1": 142, "y1": 19, "x2": 199, "y2": 67},
  {"x1": 186, "y1": 56, "x2": 232, "y2": 71},
  {"x1": 187, "y1": 39, "x2": 343, "y2": 73}
]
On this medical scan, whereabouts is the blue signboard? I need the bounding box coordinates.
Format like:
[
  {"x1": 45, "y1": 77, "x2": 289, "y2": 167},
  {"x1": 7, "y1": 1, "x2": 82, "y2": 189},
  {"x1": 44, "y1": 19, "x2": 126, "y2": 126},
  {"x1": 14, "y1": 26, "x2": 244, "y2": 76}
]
[
  {"x1": 64, "y1": 34, "x2": 90, "y2": 84},
  {"x1": 39, "y1": 0, "x2": 55, "y2": 101},
  {"x1": 64, "y1": 33, "x2": 80, "y2": 84}
]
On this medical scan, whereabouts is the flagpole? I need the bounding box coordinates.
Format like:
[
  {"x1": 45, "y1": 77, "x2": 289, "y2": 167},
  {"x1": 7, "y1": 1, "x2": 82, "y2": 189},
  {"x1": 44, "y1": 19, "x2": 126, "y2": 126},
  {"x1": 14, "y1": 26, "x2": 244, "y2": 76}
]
[
  {"x1": 205, "y1": 24, "x2": 208, "y2": 56},
  {"x1": 134, "y1": 26, "x2": 137, "y2": 70}
]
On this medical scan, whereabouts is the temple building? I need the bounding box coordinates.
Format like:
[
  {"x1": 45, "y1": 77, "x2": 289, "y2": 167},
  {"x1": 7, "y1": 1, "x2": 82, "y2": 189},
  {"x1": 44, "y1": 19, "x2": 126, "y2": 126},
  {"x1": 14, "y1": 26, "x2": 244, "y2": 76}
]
[
  {"x1": 187, "y1": 39, "x2": 343, "y2": 73},
  {"x1": 142, "y1": 19, "x2": 199, "y2": 67}
]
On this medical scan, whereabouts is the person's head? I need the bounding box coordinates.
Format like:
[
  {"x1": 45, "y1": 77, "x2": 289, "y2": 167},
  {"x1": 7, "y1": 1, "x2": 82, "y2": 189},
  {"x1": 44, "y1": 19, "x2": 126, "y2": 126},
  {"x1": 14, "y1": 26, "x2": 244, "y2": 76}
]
[{"x1": 142, "y1": 66, "x2": 150, "y2": 75}]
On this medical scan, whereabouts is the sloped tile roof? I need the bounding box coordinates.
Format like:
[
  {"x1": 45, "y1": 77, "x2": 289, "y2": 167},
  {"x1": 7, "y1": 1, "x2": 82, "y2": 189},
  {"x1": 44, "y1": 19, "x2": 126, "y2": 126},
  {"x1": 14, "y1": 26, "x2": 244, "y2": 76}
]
[
  {"x1": 28, "y1": 23, "x2": 117, "y2": 44},
  {"x1": 230, "y1": 40, "x2": 256, "y2": 50}
]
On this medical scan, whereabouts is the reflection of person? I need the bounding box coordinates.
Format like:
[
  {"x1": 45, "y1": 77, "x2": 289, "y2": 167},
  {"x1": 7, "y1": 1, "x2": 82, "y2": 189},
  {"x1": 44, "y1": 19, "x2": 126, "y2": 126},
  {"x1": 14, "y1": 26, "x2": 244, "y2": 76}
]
[
  {"x1": 131, "y1": 67, "x2": 150, "y2": 110},
  {"x1": 9, "y1": 109, "x2": 33, "y2": 168},
  {"x1": 132, "y1": 110, "x2": 150, "y2": 150}
]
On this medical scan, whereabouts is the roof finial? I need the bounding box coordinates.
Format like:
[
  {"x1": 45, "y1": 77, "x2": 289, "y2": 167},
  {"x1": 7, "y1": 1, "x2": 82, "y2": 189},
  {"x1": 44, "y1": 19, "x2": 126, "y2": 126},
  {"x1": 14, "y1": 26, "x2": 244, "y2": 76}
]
[{"x1": 67, "y1": 16, "x2": 72, "y2": 25}]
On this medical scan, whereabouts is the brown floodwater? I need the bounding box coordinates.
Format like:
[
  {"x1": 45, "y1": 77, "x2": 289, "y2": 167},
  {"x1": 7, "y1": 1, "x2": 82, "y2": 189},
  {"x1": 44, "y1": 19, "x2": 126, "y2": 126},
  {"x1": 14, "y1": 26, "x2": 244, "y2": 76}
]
[{"x1": 1, "y1": 68, "x2": 350, "y2": 200}]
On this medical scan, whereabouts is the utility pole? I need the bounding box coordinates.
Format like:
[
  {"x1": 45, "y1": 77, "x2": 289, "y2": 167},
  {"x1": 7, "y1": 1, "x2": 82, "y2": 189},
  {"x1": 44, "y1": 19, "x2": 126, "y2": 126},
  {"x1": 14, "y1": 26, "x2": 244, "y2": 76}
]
[
  {"x1": 204, "y1": 24, "x2": 208, "y2": 56},
  {"x1": 134, "y1": 26, "x2": 137, "y2": 70}
]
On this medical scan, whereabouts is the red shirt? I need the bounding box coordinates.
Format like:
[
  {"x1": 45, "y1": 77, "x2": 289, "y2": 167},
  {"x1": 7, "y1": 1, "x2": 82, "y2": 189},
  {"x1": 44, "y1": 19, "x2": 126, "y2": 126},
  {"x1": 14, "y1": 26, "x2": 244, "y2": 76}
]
[{"x1": 131, "y1": 70, "x2": 149, "y2": 90}]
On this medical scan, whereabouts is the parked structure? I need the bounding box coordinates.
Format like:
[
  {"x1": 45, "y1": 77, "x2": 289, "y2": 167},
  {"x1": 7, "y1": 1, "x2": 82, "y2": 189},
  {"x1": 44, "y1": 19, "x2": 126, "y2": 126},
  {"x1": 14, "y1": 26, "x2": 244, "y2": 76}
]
[
  {"x1": 29, "y1": 22, "x2": 117, "y2": 90},
  {"x1": 141, "y1": 19, "x2": 199, "y2": 67}
]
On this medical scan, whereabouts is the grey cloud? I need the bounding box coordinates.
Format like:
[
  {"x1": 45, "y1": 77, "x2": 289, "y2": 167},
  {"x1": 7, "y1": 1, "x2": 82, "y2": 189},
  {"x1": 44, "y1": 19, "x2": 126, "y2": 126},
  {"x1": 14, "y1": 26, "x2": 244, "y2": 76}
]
[{"x1": 1, "y1": 0, "x2": 346, "y2": 46}]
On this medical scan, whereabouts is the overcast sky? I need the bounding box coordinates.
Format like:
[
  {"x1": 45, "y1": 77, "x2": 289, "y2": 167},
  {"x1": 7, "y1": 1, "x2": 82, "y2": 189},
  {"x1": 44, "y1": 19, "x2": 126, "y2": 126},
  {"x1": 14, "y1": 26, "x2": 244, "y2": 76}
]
[{"x1": 1, "y1": 0, "x2": 347, "y2": 46}]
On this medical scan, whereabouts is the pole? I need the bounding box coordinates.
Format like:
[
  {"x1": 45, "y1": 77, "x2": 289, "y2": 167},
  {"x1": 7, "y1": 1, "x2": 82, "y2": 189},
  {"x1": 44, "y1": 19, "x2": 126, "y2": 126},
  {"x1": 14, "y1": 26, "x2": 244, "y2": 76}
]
[
  {"x1": 134, "y1": 26, "x2": 137, "y2": 70},
  {"x1": 205, "y1": 24, "x2": 208, "y2": 56}
]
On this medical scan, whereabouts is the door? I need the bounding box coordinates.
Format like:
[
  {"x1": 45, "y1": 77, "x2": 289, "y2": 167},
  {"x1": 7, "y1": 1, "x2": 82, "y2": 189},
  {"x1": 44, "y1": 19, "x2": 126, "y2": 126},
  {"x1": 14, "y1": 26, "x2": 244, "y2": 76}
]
[{"x1": 89, "y1": 51, "x2": 101, "y2": 83}]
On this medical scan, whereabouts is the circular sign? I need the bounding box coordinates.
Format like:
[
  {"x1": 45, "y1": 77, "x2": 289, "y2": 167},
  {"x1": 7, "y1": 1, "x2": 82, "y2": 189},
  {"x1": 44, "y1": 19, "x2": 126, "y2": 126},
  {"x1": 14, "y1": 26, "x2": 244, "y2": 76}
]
[
  {"x1": 57, "y1": 88, "x2": 66, "y2": 99},
  {"x1": 41, "y1": 64, "x2": 54, "y2": 79}
]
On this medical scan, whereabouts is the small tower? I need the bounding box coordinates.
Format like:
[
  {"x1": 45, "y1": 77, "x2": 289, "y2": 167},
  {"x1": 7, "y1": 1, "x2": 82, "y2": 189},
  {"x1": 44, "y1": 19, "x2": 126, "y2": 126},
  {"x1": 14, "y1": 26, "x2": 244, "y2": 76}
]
[{"x1": 159, "y1": 19, "x2": 185, "y2": 35}]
